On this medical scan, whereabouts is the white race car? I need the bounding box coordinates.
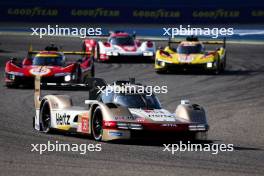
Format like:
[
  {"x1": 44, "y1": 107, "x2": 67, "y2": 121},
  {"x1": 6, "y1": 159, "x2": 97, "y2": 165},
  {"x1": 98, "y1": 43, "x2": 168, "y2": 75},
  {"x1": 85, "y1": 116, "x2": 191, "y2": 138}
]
[
  {"x1": 33, "y1": 77, "x2": 209, "y2": 142},
  {"x1": 96, "y1": 31, "x2": 156, "y2": 62}
]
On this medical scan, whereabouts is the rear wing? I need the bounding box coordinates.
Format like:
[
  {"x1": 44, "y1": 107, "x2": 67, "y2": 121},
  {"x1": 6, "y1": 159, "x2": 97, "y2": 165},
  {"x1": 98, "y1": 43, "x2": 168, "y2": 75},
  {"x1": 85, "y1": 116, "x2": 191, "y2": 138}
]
[
  {"x1": 168, "y1": 37, "x2": 226, "y2": 48},
  {"x1": 202, "y1": 38, "x2": 226, "y2": 48},
  {"x1": 28, "y1": 44, "x2": 93, "y2": 57},
  {"x1": 34, "y1": 76, "x2": 107, "y2": 109}
]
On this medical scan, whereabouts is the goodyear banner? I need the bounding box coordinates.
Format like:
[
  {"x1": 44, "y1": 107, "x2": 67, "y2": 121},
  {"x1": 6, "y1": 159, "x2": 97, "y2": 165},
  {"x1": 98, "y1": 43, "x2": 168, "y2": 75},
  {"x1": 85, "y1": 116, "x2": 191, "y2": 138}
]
[{"x1": 0, "y1": 0, "x2": 263, "y2": 24}]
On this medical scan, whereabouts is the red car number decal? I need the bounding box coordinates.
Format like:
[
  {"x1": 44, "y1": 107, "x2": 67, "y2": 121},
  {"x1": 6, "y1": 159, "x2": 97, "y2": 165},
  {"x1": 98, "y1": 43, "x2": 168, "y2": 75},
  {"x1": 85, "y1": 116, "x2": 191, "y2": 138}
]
[{"x1": 81, "y1": 118, "x2": 89, "y2": 132}]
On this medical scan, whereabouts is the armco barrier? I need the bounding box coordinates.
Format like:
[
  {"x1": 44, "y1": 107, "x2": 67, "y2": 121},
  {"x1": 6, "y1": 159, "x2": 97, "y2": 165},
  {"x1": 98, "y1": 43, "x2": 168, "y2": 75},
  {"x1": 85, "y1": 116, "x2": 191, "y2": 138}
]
[{"x1": 0, "y1": 0, "x2": 263, "y2": 24}]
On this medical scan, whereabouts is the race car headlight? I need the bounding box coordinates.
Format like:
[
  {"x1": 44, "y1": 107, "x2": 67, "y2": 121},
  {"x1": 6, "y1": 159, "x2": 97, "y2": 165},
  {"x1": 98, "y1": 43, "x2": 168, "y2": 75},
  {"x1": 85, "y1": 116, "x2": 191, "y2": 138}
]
[
  {"x1": 64, "y1": 75, "x2": 71, "y2": 82},
  {"x1": 181, "y1": 99, "x2": 190, "y2": 105},
  {"x1": 129, "y1": 123, "x2": 143, "y2": 130},
  {"x1": 207, "y1": 62, "x2": 213, "y2": 68},
  {"x1": 189, "y1": 124, "x2": 206, "y2": 131},
  {"x1": 117, "y1": 122, "x2": 129, "y2": 129},
  {"x1": 7, "y1": 72, "x2": 24, "y2": 80},
  {"x1": 112, "y1": 52, "x2": 118, "y2": 56},
  {"x1": 55, "y1": 73, "x2": 68, "y2": 77},
  {"x1": 7, "y1": 71, "x2": 24, "y2": 76},
  {"x1": 156, "y1": 60, "x2": 166, "y2": 67},
  {"x1": 10, "y1": 74, "x2": 15, "y2": 80},
  {"x1": 143, "y1": 51, "x2": 154, "y2": 56},
  {"x1": 106, "y1": 51, "x2": 118, "y2": 56},
  {"x1": 106, "y1": 51, "x2": 112, "y2": 56},
  {"x1": 116, "y1": 122, "x2": 143, "y2": 130}
]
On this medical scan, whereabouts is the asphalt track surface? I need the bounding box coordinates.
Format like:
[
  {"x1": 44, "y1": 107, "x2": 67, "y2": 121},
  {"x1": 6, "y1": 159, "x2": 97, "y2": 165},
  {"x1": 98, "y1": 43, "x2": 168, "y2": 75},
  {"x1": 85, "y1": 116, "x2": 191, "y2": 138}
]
[{"x1": 0, "y1": 34, "x2": 264, "y2": 176}]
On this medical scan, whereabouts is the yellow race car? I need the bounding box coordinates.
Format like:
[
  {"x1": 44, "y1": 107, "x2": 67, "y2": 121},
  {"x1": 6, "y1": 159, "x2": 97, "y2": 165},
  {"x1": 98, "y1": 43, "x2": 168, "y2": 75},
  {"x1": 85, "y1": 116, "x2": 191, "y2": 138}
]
[{"x1": 155, "y1": 36, "x2": 226, "y2": 74}]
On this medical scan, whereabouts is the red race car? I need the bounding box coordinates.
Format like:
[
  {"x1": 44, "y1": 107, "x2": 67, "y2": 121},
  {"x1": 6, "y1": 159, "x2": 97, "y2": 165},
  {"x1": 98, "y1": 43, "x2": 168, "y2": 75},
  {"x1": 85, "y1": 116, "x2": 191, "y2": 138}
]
[{"x1": 5, "y1": 40, "x2": 96, "y2": 88}]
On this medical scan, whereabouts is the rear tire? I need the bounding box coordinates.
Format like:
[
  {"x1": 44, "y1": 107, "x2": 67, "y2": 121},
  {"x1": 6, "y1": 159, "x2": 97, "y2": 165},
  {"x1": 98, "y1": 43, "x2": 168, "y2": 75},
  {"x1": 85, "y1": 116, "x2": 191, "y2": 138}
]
[{"x1": 92, "y1": 107, "x2": 103, "y2": 141}]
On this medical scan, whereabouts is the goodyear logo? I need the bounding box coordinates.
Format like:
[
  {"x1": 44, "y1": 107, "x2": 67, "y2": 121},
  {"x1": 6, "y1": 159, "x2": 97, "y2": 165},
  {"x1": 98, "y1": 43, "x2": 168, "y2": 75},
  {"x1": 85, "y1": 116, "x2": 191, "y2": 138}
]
[
  {"x1": 133, "y1": 9, "x2": 180, "y2": 18},
  {"x1": 71, "y1": 8, "x2": 120, "y2": 17},
  {"x1": 8, "y1": 7, "x2": 58, "y2": 17},
  {"x1": 192, "y1": 9, "x2": 240, "y2": 19}
]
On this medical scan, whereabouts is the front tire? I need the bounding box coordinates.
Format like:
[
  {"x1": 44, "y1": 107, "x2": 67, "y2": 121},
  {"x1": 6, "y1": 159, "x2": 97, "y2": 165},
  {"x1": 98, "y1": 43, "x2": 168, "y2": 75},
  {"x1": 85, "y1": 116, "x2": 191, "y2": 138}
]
[
  {"x1": 220, "y1": 55, "x2": 227, "y2": 72},
  {"x1": 194, "y1": 132, "x2": 208, "y2": 141},
  {"x1": 156, "y1": 69, "x2": 167, "y2": 74},
  {"x1": 72, "y1": 65, "x2": 82, "y2": 83},
  {"x1": 96, "y1": 45, "x2": 101, "y2": 62},
  {"x1": 92, "y1": 107, "x2": 103, "y2": 141},
  {"x1": 33, "y1": 116, "x2": 35, "y2": 129},
  {"x1": 40, "y1": 101, "x2": 52, "y2": 133},
  {"x1": 213, "y1": 60, "x2": 221, "y2": 75},
  {"x1": 91, "y1": 65, "x2": 95, "y2": 77},
  {"x1": 6, "y1": 82, "x2": 19, "y2": 88}
]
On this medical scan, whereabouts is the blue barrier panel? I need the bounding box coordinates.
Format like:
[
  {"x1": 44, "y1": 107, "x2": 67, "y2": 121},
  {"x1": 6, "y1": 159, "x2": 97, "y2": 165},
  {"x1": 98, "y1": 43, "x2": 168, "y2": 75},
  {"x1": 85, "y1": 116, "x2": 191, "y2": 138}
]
[{"x1": 0, "y1": 0, "x2": 263, "y2": 23}]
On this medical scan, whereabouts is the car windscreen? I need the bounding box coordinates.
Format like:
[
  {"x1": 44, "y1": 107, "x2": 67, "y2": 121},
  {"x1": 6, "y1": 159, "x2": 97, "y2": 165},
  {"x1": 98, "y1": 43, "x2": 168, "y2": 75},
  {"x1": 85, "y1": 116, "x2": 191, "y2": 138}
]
[
  {"x1": 33, "y1": 56, "x2": 64, "y2": 66},
  {"x1": 113, "y1": 94, "x2": 161, "y2": 109},
  {"x1": 109, "y1": 36, "x2": 134, "y2": 46},
  {"x1": 177, "y1": 44, "x2": 203, "y2": 54}
]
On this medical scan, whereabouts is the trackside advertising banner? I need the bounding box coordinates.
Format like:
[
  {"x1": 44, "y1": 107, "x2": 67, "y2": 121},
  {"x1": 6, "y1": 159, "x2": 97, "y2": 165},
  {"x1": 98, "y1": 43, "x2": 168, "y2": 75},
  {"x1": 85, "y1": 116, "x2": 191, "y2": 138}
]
[{"x1": 0, "y1": 0, "x2": 263, "y2": 23}]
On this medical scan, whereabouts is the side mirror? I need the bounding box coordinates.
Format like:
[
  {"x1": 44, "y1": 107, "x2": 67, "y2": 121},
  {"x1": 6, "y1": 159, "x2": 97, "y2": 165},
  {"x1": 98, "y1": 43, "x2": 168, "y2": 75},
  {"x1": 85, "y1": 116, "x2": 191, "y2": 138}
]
[
  {"x1": 132, "y1": 31, "x2": 136, "y2": 39},
  {"x1": 181, "y1": 99, "x2": 190, "y2": 105},
  {"x1": 11, "y1": 57, "x2": 17, "y2": 63}
]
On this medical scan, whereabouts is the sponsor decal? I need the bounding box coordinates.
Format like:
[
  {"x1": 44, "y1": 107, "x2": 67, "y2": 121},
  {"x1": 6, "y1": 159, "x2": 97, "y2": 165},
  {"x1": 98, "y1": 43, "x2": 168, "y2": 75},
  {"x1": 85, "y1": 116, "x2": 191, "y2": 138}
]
[
  {"x1": 179, "y1": 54, "x2": 194, "y2": 63},
  {"x1": 147, "y1": 113, "x2": 175, "y2": 118},
  {"x1": 56, "y1": 113, "x2": 70, "y2": 125},
  {"x1": 144, "y1": 110, "x2": 154, "y2": 113},
  {"x1": 147, "y1": 112, "x2": 175, "y2": 122},
  {"x1": 121, "y1": 46, "x2": 136, "y2": 51},
  {"x1": 81, "y1": 118, "x2": 89, "y2": 132},
  {"x1": 30, "y1": 67, "x2": 51, "y2": 76},
  {"x1": 132, "y1": 109, "x2": 175, "y2": 121},
  {"x1": 114, "y1": 116, "x2": 135, "y2": 121},
  {"x1": 161, "y1": 124, "x2": 177, "y2": 127}
]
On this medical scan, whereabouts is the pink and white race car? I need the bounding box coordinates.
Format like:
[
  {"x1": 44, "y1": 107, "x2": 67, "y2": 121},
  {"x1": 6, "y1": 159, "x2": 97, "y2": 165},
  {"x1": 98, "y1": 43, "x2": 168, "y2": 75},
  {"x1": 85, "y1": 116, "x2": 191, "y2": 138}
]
[{"x1": 96, "y1": 31, "x2": 156, "y2": 62}]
